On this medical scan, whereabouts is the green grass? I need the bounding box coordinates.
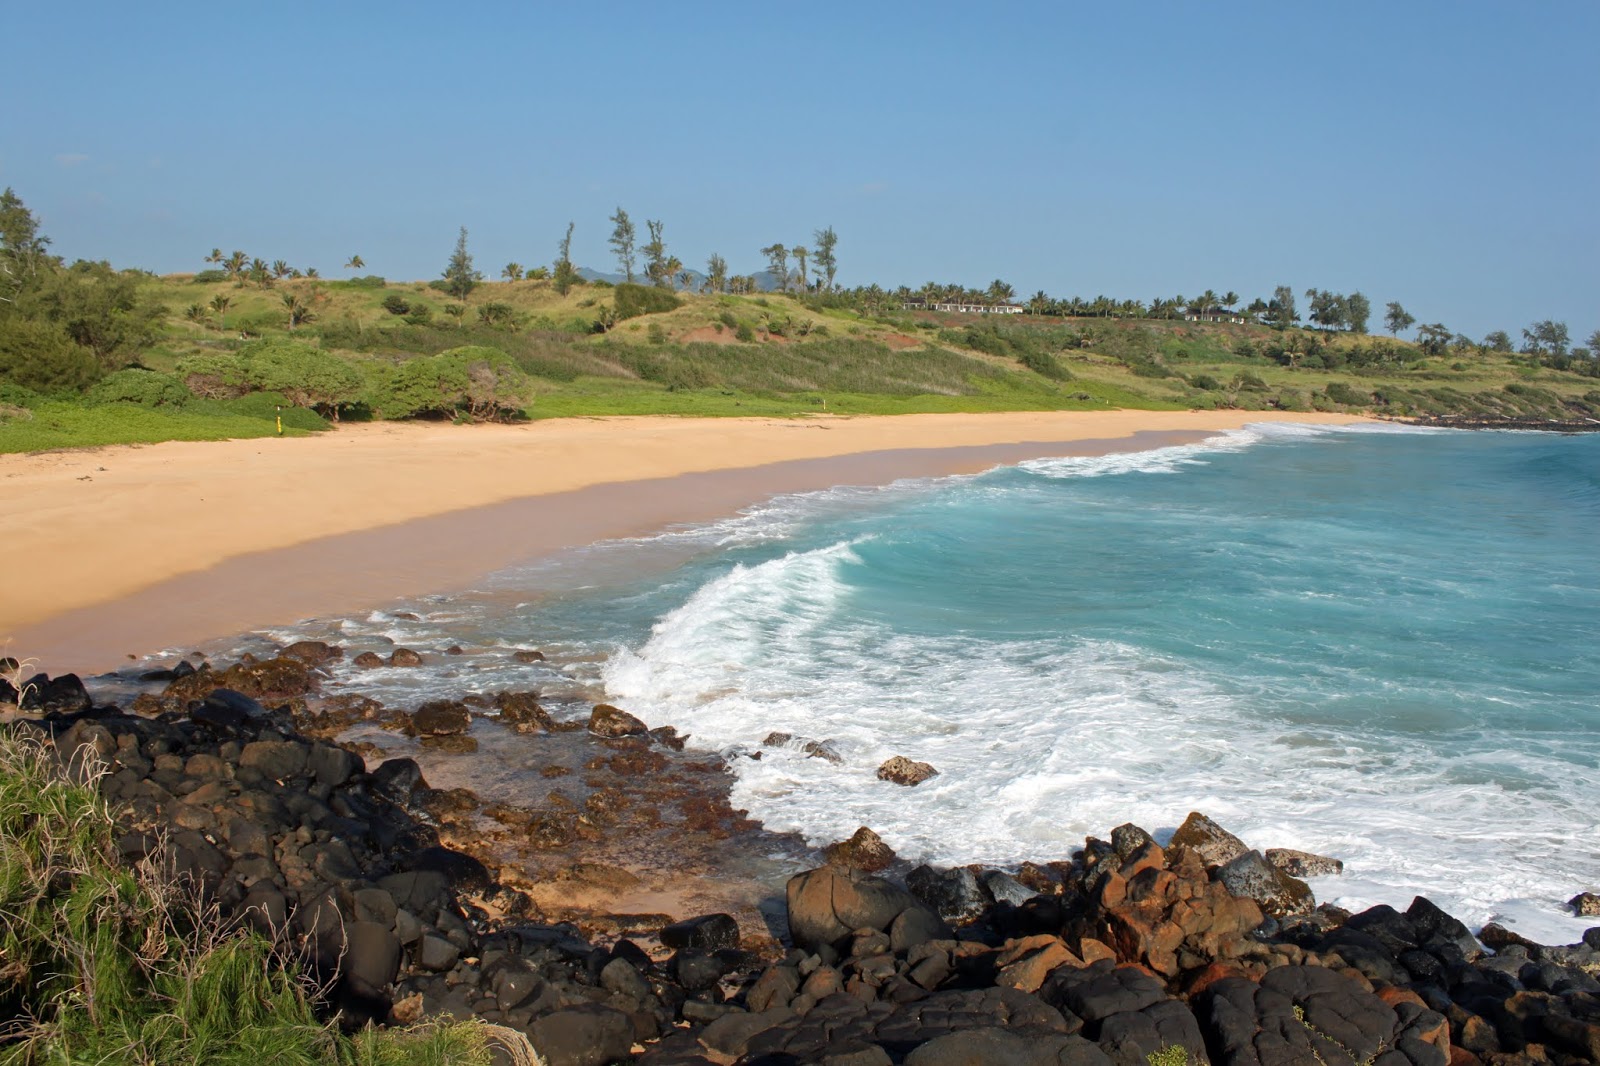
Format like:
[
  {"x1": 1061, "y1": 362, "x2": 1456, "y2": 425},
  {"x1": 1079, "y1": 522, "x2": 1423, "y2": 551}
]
[
  {"x1": 0, "y1": 400, "x2": 327, "y2": 453},
  {"x1": 0, "y1": 723, "x2": 517, "y2": 1064}
]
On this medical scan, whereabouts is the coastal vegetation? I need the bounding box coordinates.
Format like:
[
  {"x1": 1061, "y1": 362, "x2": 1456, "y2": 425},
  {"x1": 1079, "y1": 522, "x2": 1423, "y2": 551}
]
[
  {"x1": 2, "y1": 187, "x2": 1597, "y2": 453},
  {"x1": 0, "y1": 721, "x2": 507, "y2": 1064}
]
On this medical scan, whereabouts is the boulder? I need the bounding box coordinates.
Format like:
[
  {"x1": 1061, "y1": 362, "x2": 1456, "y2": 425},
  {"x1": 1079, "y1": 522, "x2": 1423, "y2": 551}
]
[
  {"x1": 342, "y1": 921, "x2": 400, "y2": 998},
  {"x1": 764, "y1": 732, "x2": 845, "y2": 763},
  {"x1": 877, "y1": 755, "x2": 939, "y2": 786},
  {"x1": 20, "y1": 673, "x2": 92, "y2": 715},
  {"x1": 1570, "y1": 891, "x2": 1600, "y2": 918},
  {"x1": 352, "y1": 652, "x2": 384, "y2": 669},
  {"x1": 786, "y1": 865, "x2": 927, "y2": 952},
  {"x1": 907, "y1": 864, "x2": 988, "y2": 922},
  {"x1": 825, "y1": 826, "x2": 897, "y2": 872},
  {"x1": 526, "y1": 1004, "x2": 636, "y2": 1066},
  {"x1": 279, "y1": 640, "x2": 341, "y2": 665},
  {"x1": 1265, "y1": 847, "x2": 1344, "y2": 878},
  {"x1": 511, "y1": 648, "x2": 546, "y2": 663},
  {"x1": 1215, "y1": 849, "x2": 1313, "y2": 917},
  {"x1": 494, "y1": 691, "x2": 552, "y2": 733},
  {"x1": 410, "y1": 700, "x2": 471, "y2": 736},
  {"x1": 1168, "y1": 812, "x2": 1248, "y2": 868},
  {"x1": 660, "y1": 913, "x2": 740, "y2": 952},
  {"x1": 588, "y1": 703, "x2": 646, "y2": 737},
  {"x1": 239, "y1": 740, "x2": 309, "y2": 781},
  {"x1": 388, "y1": 648, "x2": 423, "y2": 668}
]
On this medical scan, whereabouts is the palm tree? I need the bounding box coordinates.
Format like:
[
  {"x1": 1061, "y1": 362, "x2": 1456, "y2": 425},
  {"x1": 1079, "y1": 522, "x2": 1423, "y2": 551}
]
[
  {"x1": 501, "y1": 262, "x2": 524, "y2": 282},
  {"x1": 183, "y1": 303, "x2": 207, "y2": 325},
  {"x1": 1222, "y1": 291, "x2": 1239, "y2": 311},
  {"x1": 209, "y1": 293, "x2": 231, "y2": 331},
  {"x1": 204, "y1": 248, "x2": 223, "y2": 267},
  {"x1": 282, "y1": 291, "x2": 313, "y2": 330},
  {"x1": 791, "y1": 247, "x2": 809, "y2": 293},
  {"x1": 444, "y1": 303, "x2": 466, "y2": 328},
  {"x1": 344, "y1": 255, "x2": 364, "y2": 272},
  {"x1": 304, "y1": 267, "x2": 320, "y2": 278},
  {"x1": 987, "y1": 279, "x2": 1016, "y2": 306},
  {"x1": 225, "y1": 250, "x2": 249, "y2": 287},
  {"x1": 270, "y1": 259, "x2": 289, "y2": 280},
  {"x1": 249, "y1": 257, "x2": 272, "y2": 288}
]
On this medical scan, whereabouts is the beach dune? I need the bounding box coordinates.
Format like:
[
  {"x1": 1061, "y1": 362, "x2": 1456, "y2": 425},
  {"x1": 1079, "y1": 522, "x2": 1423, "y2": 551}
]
[{"x1": 1, "y1": 410, "x2": 1368, "y2": 671}]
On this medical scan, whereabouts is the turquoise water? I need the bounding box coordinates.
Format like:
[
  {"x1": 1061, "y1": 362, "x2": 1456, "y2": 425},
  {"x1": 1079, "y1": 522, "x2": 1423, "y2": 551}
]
[{"x1": 254, "y1": 424, "x2": 1600, "y2": 941}]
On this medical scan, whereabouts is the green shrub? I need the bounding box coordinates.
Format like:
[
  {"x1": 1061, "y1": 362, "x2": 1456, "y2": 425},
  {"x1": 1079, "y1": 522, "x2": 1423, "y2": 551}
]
[
  {"x1": 1323, "y1": 381, "x2": 1370, "y2": 406},
  {"x1": 174, "y1": 352, "x2": 250, "y2": 399},
  {"x1": 380, "y1": 346, "x2": 530, "y2": 421},
  {"x1": 345, "y1": 274, "x2": 387, "y2": 288},
  {"x1": 0, "y1": 318, "x2": 103, "y2": 394},
  {"x1": 718, "y1": 311, "x2": 738, "y2": 330},
  {"x1": 218, "y1": 391, "x2": 330, "y2": 430},
  {"x1": 1018, "y1": 350, "x2": 1071, "y2": 381},
  {"x1": 647, "y1": 323, "x2": 668, "y2": 344},
  {"x1": 734, "y1": 323, "x2": 755, "y2": 343},
  {"x1": 191, "y1": 269, "x2": 229, "y2": 283},
  {"x1": 235, "y1": 339, "x2": 361, "y2": 416},
  {"x1": 381, "y1": 293, "x2": 411, "y2": 316},
  {"x1": 614, "y1": 283, "x2": 682, "y2": 321},
  {"x1": 1188, "y1": 373, "x2": 1222, "y2": 391},
  {"x1": 85, "y1": 368, "x2": 191, "y2": 408}
]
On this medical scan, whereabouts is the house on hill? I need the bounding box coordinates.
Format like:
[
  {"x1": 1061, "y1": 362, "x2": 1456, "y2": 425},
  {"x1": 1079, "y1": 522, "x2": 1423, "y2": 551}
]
[{"x1": 1184, "y1": 311, "x2": 1247, "y2": 324}]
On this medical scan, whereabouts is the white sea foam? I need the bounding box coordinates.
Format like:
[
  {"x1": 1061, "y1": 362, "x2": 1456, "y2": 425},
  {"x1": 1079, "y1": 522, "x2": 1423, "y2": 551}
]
[{"x1": 600, "y1": 537, "x2": 1600, "y2": 945}]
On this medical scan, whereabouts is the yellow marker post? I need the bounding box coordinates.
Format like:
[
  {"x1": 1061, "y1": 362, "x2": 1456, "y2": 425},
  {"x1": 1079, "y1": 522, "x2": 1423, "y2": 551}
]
[{"x1": 276, "y1": 406, "x2": 283, "y2": 436}]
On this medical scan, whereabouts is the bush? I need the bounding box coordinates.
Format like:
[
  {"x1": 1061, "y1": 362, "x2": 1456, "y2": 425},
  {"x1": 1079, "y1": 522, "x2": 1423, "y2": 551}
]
[
  {"x1": 174, "y1": 352, "x2": 250, "y2": 399},
  {"x1": 345, "y1": 274, "x2": 387, "y2": 288},
  {"x1": 220, "y1": 391, "x2": 330, "y2": 430},
  {"x1": 647, "y1": 323, "x2": 668, "y2": 344},
  {"x1": 613, "y1": 283, "x2": 682, "y2": 321},
  {"x1": 235, "y1": 339, "x2": 361, "y2": 416},
  {"x1": 191, "y1": 269, "x2": 229, "y2": 283},
  {"x1": 1188, "y1": 373, "x2": 1222, "y2": 391},
  {"x1": 0, "y1": 318, "x2": 103, "y2": 394},
  {"x1": 1323, "y1": 381, "x2": 1370, "y2": 406},
  {"x1": 404, "y1": 303, "x2": 434, "y2": 326},
  {"x1": 1018, "y1": 350, "x2": 1071, "y2": 381},
  {"x1": 734, "y1": 323, "x2": 755, "y2": 343},
  {"x1": 381, "y1": 293, "x2": 411, "y2": 316},
  {"x1": 378, "y1": 346, "x2": 530, "y2": 421},
  {"x1": 85, "y1": 368, "x2": 191, "y2": 408}
]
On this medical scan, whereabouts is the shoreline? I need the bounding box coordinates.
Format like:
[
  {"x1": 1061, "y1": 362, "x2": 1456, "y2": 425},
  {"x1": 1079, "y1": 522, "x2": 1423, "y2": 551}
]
[{"x1": 3, "y1": 409, "x2": 1368, "y2": 672}]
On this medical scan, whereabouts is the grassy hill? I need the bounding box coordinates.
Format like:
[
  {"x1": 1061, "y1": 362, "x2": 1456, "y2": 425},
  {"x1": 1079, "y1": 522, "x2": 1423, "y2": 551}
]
[{"x1": 2, "y1": 268, "x2": 1596, "y2": 453}]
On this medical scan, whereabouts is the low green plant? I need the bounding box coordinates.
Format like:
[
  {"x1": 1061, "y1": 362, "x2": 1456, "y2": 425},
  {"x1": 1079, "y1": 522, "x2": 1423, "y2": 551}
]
[
  {"x1": 1146, "y1": 1046, "x2": 1189, "y2": 1066},
  {"x1": 0, "y1": 728, "x2": 519, "y2": 1065},
  {"x1": 85, "y1": 368, "x2": 191, "y2": 408}
]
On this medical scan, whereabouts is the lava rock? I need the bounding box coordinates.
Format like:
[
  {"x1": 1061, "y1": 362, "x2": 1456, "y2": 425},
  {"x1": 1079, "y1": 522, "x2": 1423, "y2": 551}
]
[
  {"x1": 410, "y1": 700, "x2": 471, "y2": 736},
  {"x1": 1215, "y1": 849, "x2": 1313, "y2": 916},
  {"x1": 1168, "y1": 811, "x2": 1249, "y2": 869},
  {"x1": 1569, "y1": 892, "x2": 1600, "y2": 917},
  {"x1": 661, "y1": 913, "x2": 740, "y2": 952},
  {"x1": 907, "y1": 865, "x2": 988, "y2": 922},
  {"x1": 388, "y1": 648, "x2": 423, "y2": 668},
  {"x1": 825, "y1": 826, "x2": 897, "y2": 872},
  {"x1": 352, "y1": 652, "x2": 384, "y2": 669},
  {"x1": 279, "y1": 640, "x2": 342, "y2": 665},
  {"x1": 527, "y1": 1004, "x2": 635, "y2": 1066},
  {"x1": 786, "y1": 865, "x2": 928, "y2": 953},
  {"x1": 588, "y1": 703, "x2": 647, "y2": 737},
  {"x1": 876, "y1": 755, "x2": 938, "y2": 786},
  {"x1": 1265, "y1": 847, "x2": 1344, "y2": 878}
]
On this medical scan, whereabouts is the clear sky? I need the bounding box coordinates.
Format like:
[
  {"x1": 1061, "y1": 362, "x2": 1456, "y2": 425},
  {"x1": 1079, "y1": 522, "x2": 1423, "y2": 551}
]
[{"x1": 2, "y1": 1, "x2": 1595, "y2": 342}]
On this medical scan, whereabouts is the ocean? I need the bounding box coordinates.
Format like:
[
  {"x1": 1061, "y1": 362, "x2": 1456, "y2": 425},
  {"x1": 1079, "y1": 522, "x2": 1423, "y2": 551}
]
[{"x1": 233, "y1": 423, "x2": 1600, "y2": 944}]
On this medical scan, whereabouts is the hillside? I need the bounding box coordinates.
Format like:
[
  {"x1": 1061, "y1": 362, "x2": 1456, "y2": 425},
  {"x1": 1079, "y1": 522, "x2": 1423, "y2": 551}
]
[{"x1": 2, "y1": 267, "x2": 1597, "y2": 453}]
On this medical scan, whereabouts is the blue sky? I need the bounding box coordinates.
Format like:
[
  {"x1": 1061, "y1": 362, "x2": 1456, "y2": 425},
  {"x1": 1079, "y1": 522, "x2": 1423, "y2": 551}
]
[{"x1": 2, "y1": 1, "x2": 1595, "y2": 341}]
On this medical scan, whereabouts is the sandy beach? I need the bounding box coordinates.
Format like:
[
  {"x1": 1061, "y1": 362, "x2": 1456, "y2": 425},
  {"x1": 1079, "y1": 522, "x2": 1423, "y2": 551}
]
[{"x1": 2, "y1": 410, "x2": 1369, "y2": 672}]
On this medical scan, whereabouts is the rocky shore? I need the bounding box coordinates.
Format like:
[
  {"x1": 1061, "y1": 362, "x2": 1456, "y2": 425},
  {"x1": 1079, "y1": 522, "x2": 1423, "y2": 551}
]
[{"x1": 6, "y1": 652, "x2": 1600, "y2": 1066}]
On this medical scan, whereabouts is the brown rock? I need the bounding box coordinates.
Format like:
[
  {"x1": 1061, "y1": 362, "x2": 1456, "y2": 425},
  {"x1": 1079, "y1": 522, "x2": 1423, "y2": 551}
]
[
  {"x1": 279, "y1": 640, "x2": 342, "y2": 665},
  {"x1": 824, "y1": 827, "x2": 896, "y2": 872},
  {"x1": 512, "y1": 649, "x2": 546, "y2": 663},
  {"x1": 352, "y1": 652, "x2": 384, "y2": 669},
  {"x1": 388, "y1": 648, "x2": 423, "y2": 667},
  {"x1": 876, "y1": 755, "x2": 938, "y2": 787},
  {"x1": 494, "y1": 691, "x2": 552, "y2": 733},
  {"x1": 994, "y1": 934, "x2": 1083, "y2": 993},
  {"x1": 1168, "y1": 811, "x2": 1249, "y2": 868},
  {"x1": 1266, "y1": 847, "x2": 1344, "y2": 878},
  {"x1": 410, "y1": 700, "x2": 471, "y2": 736},
  {"x1": 588, "y1": 704, "x2": 646, "y2": 737},
  {"x1": 1568, "y1": 891, "x2": 1600, "y2": 917}
]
